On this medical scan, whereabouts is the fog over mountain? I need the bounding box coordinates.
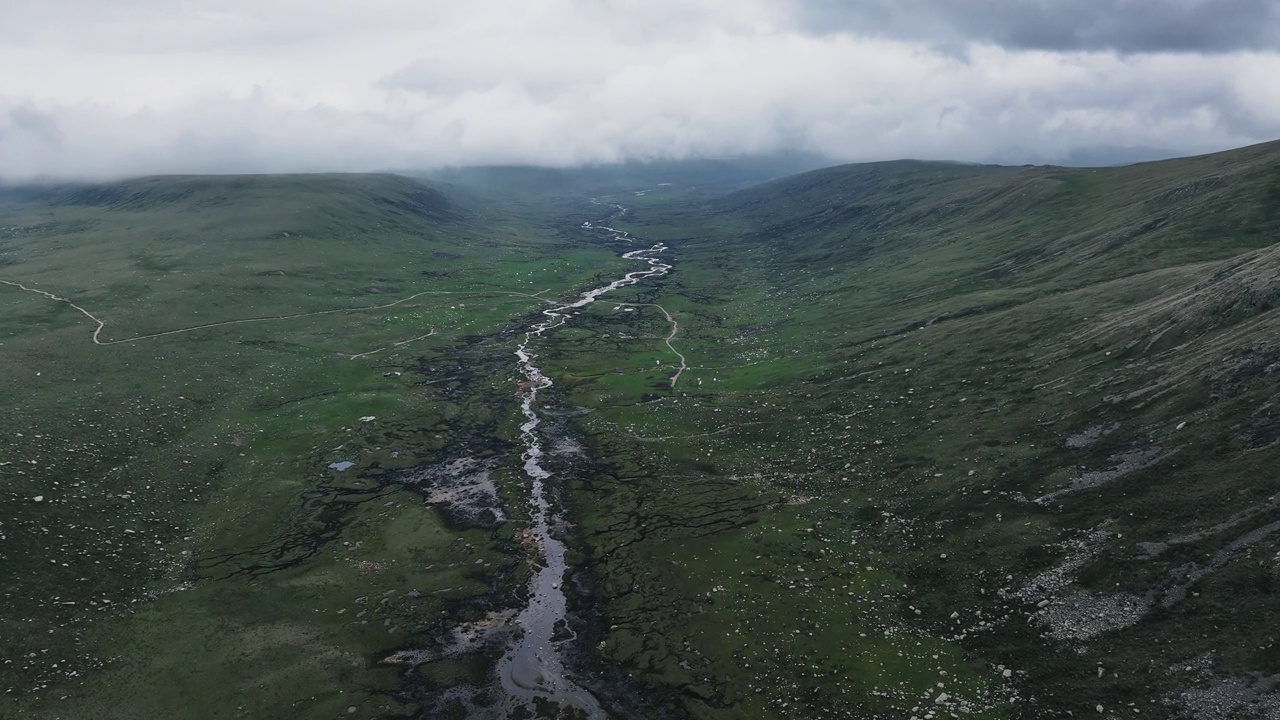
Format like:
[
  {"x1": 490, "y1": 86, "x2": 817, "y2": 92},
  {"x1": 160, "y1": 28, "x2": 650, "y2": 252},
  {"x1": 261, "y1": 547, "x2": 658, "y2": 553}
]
[{"x1": 2, "y1": 0, "x2": 1279, "y2": 179}]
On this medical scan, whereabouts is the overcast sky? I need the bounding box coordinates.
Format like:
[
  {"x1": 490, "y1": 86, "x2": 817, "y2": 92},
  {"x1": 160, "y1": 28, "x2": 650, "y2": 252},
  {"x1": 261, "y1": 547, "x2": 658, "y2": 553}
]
[{"x1": 2, "y1": 0, "x2": 1279, "y2": 179}]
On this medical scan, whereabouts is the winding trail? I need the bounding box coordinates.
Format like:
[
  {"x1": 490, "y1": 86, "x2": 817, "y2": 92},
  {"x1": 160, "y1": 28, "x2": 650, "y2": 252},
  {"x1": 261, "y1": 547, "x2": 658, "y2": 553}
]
[
  {"x1": 0, "y1": 279, "x2": 107, "y2": 341},
  {"x1": 346, "y1": 329, "x2": 439, "y2": 360},
  {"x1": 0, "y1": 280, "x2": 552, "y2": 346},
  {"x1": 615, "y1": 301, "x2": 686, "y2": 388},
  {"x1": 496, "y1": 211, "x2": 673, "y2": 718}
]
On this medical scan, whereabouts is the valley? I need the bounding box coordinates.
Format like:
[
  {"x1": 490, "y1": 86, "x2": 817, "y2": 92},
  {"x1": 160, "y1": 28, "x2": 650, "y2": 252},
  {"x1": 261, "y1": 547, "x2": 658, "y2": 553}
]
[{"x1": 3, "y1": 143, "x2": 1280, "y2": 720}]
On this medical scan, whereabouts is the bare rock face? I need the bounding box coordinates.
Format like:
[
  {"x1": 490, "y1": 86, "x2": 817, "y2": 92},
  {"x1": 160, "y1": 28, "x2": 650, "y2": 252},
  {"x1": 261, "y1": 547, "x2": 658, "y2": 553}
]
[{"x1": 1078, "y1": 243, "x2": 1280, "y2": 360}]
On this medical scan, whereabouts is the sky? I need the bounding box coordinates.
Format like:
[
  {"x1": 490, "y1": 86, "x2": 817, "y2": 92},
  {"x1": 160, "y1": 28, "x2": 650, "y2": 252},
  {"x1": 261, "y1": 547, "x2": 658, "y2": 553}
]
[{"x1": 2, "y1": 0, "x2": 1279, "y2": 179}]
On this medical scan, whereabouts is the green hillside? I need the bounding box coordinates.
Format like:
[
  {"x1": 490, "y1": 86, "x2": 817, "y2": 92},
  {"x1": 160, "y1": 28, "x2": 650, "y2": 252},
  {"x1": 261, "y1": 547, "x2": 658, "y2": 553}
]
[
  {"x1": 422, "y1": 153, "x2": 832, "y2": 205},
  {"x1": 0, "y1": 173, "x2": 630, "y2": 719},
  {"x1": 557, "y1": 140, "x2": 1280, "y2": 719},
  {"x1": 4, "y1": 144, "x2": 1280, "y2": 720}
]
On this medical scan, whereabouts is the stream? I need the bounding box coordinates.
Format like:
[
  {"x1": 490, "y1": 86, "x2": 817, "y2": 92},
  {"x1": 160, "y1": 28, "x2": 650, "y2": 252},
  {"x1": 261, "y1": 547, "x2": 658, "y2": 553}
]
[{"x1": 495, "y1": 210, "x2": 672, "y2": 717}]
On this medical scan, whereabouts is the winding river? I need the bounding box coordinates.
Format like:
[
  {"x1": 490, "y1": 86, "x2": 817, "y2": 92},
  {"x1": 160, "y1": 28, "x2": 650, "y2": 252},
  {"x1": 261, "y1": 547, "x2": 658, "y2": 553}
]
[{"x1": 495, "y1": 212, "x2": 672, "y2": 717}]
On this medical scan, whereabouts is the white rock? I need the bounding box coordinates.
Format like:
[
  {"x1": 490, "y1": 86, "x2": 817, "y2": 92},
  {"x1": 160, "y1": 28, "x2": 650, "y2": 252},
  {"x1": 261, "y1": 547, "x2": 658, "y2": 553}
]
[
  {"x1": 32, "y1": 495, "x2": 44, "y2": 502},
  {"x1": 934, "y1": 692, "x2": 949, "y2": 704},
  {"x1": 1003, "y1": 669, "x2": 1012, "y2": 678},
  {"x1": 1097, "y1": 705, "x2": 1104, "y2": 713},
  {"x1": 1175, "y1": 421, "x2": 1186, "y2": 430}
]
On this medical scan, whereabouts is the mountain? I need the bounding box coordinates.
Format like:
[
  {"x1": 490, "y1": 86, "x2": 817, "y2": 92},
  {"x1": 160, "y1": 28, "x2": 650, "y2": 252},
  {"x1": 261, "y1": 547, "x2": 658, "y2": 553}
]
[
  {"x1": 3, "y1": 144, "x2": 1280, "y2": 720},
  {"x1": 0, "y1": 173, "x2": 630, "y2": 719},
  {"x1": 571, "y1": 139, "x2": 1280, "y2": 718},
  {"x1": 420, "y1": 152, "x2": 834, "y2": 203}
]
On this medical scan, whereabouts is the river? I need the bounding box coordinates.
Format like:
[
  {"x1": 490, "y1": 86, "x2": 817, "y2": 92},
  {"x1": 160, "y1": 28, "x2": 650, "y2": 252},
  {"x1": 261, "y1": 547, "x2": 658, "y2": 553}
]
[{"x1": 495, "y1": 209, "x2": 671, "y2": 717}]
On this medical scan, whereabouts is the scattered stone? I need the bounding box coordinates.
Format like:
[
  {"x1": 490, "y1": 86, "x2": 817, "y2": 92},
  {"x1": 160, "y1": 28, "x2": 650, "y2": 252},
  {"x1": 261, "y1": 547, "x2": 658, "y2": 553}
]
[
  {"x1": 1041, "y1": 591, "x2": 1152, "y2": 641},
  {"x1": 1174, "y1": 676, "x2": 1277, "y2": 720},
  {"x1": 1037, "y1": 447, "x2": 1167, "y2": 503},
  {"x1": 1065, "y1": 423, "x2": 1119, "y2": 449}
]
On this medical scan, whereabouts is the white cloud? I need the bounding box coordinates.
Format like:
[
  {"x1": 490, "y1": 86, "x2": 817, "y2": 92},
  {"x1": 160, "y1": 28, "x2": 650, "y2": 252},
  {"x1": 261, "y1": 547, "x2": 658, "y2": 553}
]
[{"x1": 1, "y1": 0, "x2": 1278, "y2": 179}]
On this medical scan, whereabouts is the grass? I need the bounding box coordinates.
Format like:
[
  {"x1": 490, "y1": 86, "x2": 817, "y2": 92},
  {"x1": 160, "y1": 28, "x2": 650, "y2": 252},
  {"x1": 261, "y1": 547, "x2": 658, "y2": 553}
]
[
  {"x1": 0, "y1": 174, "x2": 620, "y2": 718},
  {"x1": 532, "y1": 141, "x2": 1280, "y2": 717},
  {"x1": 5, "y1": 140, "x2": 1280, "y2": 719}
]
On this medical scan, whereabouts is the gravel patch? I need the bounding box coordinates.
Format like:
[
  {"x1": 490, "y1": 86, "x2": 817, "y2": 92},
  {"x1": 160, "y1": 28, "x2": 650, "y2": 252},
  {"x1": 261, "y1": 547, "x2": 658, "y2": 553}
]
[
  {"x1": 1037, "y1": 446, "x2": 1167, "y2": 504},
  {"x1": 1065, "y1": 423, "x2": 1119, "y2": 449}
]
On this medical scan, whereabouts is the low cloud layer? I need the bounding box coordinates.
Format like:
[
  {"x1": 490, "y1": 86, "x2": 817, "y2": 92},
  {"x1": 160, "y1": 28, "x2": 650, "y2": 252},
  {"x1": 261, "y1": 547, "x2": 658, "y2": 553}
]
[
  {"x1": 797, "y1": 0, "x2": 1280, "y2": 53},
  {"x1": 2, "y1": 0, "x2": 1279, "y2": 180}
]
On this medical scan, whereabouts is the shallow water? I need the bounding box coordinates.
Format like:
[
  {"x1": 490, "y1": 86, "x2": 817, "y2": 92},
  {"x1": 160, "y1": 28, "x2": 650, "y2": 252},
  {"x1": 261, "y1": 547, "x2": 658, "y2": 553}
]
[{"x1": 494, "y1": 214, "x2": 671, "y2": 717}]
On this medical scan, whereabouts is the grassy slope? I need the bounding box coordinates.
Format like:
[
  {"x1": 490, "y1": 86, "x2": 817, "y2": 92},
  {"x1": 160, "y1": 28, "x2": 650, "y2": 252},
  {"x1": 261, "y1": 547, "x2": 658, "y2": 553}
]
[
  {"x1": 538, "y1": 141, "x2": 1280, "y2": 718},
  {"x1": 0, "y1": 174, "x2": 629, "y2": 719},
  {"x1": 422, "y1": 153, "x2": 832, "y2": 206},
  {"x1": 4, "y1": 140, "x2": 1280, "y2": 720}
]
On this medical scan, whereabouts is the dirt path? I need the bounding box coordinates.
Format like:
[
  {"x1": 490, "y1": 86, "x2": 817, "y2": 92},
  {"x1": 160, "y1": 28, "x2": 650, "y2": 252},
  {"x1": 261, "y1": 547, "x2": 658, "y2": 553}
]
[
  {"x1": 346, "y1": 330, "x2": 439, "y2": 360},
  {"x1": 615, "y1": 301, "x2": 686, "y2": 388},
  {"x1": 0, "y1": 279, "x2": 551, "y2": 346},
  {"x1": 0, "y1": 279, "x2": 108, "y2": 341}
]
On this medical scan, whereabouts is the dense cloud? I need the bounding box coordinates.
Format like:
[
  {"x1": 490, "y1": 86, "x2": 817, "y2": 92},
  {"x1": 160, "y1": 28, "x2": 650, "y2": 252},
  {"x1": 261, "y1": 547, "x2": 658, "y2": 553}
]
[
  {"x1": 1, "y1": 0, "x2": 1279, "y2": 180},
  {"x1": 796, "y1": 0, "x2": 1280, "y2": 53}
]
